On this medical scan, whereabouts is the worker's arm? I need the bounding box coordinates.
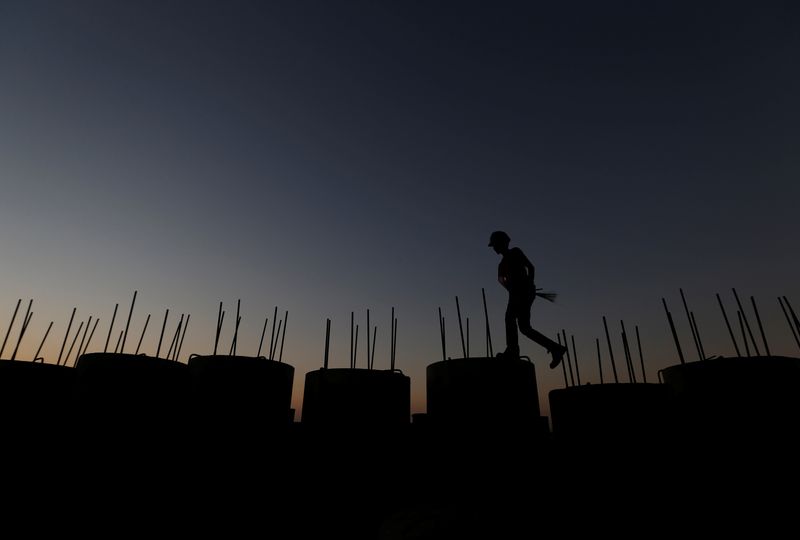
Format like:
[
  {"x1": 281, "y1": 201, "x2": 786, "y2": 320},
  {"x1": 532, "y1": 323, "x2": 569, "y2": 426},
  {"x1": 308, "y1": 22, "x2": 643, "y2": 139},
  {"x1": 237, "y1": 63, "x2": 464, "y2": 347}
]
[
  {"x1": 522, "y1": 252, "x2": 536, "y2": 285},
  {"x1": 498, "y1": 274, "x2": 509, "y2": 291}
]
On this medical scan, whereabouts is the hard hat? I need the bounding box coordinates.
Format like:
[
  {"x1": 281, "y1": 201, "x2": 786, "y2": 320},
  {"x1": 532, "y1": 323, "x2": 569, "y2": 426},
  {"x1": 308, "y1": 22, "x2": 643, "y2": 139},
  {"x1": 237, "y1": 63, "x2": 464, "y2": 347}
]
[{"x1": 488, "y1": 230, "x2": 510, "y2": 247}]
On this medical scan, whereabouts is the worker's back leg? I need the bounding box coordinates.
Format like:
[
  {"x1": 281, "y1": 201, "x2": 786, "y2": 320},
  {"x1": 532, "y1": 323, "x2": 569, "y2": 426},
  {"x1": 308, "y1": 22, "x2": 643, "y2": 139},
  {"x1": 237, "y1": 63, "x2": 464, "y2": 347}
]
[
  {"x1": 508, "y1": 295, "x2": 554, "y2": 351},
  {"x1": 518, "y1": 323, "x2": 561, "y2": 352},
  {"x1": 519, "y1": 322, "x2": 566, "y2": 368}
]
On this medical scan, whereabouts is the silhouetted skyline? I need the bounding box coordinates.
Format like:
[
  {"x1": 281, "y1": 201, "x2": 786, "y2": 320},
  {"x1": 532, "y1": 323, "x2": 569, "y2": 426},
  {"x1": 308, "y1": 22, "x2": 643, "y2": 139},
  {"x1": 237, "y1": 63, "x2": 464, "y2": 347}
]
[{"x1": 1, "y1": 1, "x2": 798, "y2": 416}]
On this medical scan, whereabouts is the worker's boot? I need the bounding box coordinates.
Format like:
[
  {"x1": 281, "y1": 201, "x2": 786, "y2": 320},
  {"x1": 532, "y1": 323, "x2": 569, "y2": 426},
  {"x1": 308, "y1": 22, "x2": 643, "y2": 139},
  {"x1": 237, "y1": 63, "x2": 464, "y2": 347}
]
[{"x1": 549, "y1": 345, "x2": 567, "y2": 369}]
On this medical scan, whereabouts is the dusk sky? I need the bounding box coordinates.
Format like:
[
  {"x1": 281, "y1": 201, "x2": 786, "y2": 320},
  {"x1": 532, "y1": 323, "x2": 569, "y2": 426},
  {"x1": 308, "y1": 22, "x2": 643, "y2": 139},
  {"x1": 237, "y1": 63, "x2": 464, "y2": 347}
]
[{"x1": 1, "y1": 1, "x2": 798, "y2": 417}]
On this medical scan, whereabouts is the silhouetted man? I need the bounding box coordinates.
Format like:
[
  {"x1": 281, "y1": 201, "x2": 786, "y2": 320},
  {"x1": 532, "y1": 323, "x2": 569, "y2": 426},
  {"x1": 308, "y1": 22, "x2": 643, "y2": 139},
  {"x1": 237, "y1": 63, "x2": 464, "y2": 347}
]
[{"x1": 489, "y1": 230, "x2": 566, "y2": 368}]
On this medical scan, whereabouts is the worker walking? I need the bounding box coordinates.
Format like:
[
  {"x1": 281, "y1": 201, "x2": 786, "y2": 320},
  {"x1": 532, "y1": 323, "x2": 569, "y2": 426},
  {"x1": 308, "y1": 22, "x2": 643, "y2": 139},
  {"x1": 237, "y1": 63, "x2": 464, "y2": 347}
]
[{"x1": 488, "y1": 230, "x2": 566, "y2": 368}]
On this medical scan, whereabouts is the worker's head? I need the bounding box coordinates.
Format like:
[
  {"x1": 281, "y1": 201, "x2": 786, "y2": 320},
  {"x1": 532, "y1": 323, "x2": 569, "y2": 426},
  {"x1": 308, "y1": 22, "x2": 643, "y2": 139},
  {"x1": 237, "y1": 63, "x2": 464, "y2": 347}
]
[{"x1": 488, "y1": 230, "x2": 510, "y2": 254}]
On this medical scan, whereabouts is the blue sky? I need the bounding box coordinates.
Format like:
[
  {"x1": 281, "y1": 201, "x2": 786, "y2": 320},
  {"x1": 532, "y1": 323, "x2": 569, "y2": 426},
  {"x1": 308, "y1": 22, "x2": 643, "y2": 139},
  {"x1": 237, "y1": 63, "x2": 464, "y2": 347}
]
[{"x1": 1, "y1": 1, "x2": 798, "y2": 416}]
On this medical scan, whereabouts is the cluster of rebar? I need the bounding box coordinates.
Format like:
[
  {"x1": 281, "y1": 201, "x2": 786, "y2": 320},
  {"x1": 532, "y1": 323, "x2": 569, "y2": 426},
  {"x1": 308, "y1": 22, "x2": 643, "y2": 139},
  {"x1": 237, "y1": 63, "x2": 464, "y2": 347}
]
[
  {"x1": 663, "y1": 288, "x2": 799, "y2": 363},
  {"x1": 0, "y1": 299, "x2": 96, "y2": 365},
  {"x1": 1, "y1": 291, "x2": 192, "y2": 364},
  {"x1": 217, "y1": 301, "x2": 288, "y2": 361},
  {"x1": 1, "y1": 292, "x2": 301, "y2": 366},
  {"x1": 558, "y1": 318, "x2": 647, "y2": 388},
  {"x1": 321, "y1": 308, "x2": 398, "y2": 370},
  {"x1": 437, "y1": 289, "x2": 494, "y2": 361}
]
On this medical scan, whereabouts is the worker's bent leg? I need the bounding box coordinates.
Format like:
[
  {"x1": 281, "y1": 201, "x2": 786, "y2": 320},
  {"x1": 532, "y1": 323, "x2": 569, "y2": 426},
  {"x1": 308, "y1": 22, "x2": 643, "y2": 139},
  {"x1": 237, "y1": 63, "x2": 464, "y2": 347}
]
[
  {"x1": 519, "y1": 324, "x2": 561, "y2": 352},
  {"x1": 513, "y1": 295, "x2": 561, "y2": 353}
]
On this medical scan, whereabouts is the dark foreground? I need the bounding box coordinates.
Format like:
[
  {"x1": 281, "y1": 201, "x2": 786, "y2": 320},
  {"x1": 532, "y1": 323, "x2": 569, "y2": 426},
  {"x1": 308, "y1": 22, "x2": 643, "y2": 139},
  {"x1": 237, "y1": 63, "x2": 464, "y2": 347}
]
[{"x1": 3, "y1": 417, "x2": 797, "y2": 539}]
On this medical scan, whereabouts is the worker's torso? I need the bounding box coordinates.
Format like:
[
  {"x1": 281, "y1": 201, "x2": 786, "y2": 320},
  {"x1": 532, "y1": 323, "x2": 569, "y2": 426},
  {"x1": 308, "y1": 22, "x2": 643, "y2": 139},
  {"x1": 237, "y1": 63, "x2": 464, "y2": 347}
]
[{"x1": 499, "y1": 248, "x2": 533, "y2": 293}]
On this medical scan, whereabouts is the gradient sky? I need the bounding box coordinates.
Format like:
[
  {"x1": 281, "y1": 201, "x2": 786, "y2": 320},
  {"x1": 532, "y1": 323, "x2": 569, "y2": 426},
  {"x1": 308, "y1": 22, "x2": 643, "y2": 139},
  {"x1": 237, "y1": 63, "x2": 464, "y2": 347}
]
[{"x1": 1, "y1": 1, "x2": 798, "y2": 417}]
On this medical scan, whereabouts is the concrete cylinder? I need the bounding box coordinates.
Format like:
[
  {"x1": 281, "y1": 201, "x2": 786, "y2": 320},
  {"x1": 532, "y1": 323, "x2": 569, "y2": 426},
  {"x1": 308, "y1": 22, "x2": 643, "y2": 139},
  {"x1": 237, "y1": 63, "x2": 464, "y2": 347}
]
[
  {"x1": 188, "y1": 355, "x2": 294, "y2": 426},
  {"x1": 660, "y1": 355, "x2": 800, "y2": 438},
  {"x1": 426, "y1": 357, "x2": 541, "y2": 428},
  {"x1": 549, "y1": 383, "x2": 669, "y2": 439},
  {"x1": 0, "y1": 359, "x2": 75, "y2": 427},
  {"x1": 74, "y1": 352, "x2": 189, "y2": 426},
  {"x1": 302, "y1": 368, "x2": 410, "y2": 427}
]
